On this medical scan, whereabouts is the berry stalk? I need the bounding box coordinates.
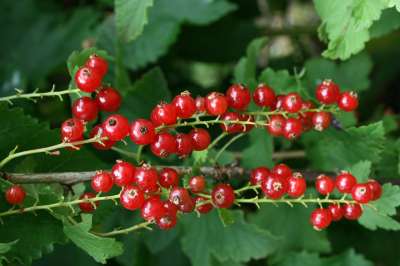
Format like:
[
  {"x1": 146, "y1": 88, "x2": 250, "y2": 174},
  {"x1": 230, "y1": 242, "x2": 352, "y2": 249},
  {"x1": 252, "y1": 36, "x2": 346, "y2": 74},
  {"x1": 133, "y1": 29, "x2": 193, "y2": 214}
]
[{"x1": 0, "y1": 87, "x2": 81, "y2": 104}]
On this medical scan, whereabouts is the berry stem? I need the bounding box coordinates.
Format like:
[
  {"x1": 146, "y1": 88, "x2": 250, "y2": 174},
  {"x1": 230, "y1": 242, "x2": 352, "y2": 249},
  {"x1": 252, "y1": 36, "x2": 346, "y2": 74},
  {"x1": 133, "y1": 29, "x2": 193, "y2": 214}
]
[
  {"x1": 207, "y1": 132, "x2": 229, "y2": 150},
  {"x1": 213, "y1": 133, "x2": 245, "y2": 162},
  {"x1": 93, "y1": 221, "x2": 153, "y2": 237},
  {"x1": 0, "y1": 87, "x2": 81, "y2": 104},
  {"x1": 111, "y1": 146, "x2": 137, "y2": 158},
  {"x1": 235, "y1": 197, "x2": 357, "y2": 206}
]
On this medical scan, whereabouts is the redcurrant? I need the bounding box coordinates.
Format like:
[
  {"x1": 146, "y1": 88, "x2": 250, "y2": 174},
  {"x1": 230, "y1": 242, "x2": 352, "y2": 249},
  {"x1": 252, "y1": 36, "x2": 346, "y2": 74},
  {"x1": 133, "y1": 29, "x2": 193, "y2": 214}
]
[
  {"x1": 141, "y1": 196, "x2": 166, "y2": 221},
  {"x1": 239, "y1": 114, "x2": 254, "y2": 132},
  {"x1": 95, "y1": 87, "x2": 122, "y2": 112},
  {"x1": 312, "y1": 111, "x2": 331, "y2": 131},
  {"x1": 253, "y1": 84, "x2": 276, "y2": 108},
  {"x1": 336, "y1": 172, "x2": 357, "y2": 193},
  {"x1": 61, "y1": 118, "x2": 85, "y2": 142},
  {"x1": 343, "y1": 203, "x2": 363, "y2": 220},
  {"x1": 266, "y1": 115, "x2": 285, "y2": 137},
  {"x1": 367, "y1": 179, "x2": 382, "y2": 200},
  {"x1": 151, "y1": 103, "x2": 177, "y2": 126},
  {"x1": 5, "y1": 185, "x2": 26, "y2": 205},
  {"x1": 89, "y1": 125, "x2": 115, "y2": 150},
  {"x1": 282, "y1": 92, "x2": 303, "y2": 113},
  {"x1": 195, "y1": 196, "x2": 213, "y2": 214},
  {"x1": 111, "y1": 160, "x2": 135, "y2": 187},
  {"x1": 272, "y1": 164, "x2": 292, "y2": 179},
  {"x1": 175, "y1": 133, "x2": 193, "y2": 157},
  {"x1": 189, "y1": 175, "x2": 206, "y2": 193},
  {"x1": 195, "y1": 96, "x2": 206, "y2": 113},
  {"x1": 120, "y1": 185, "x2": 145, "y2": 211},
  {"x1": 85, "y1": 54, "x2": 108, "y2": 77},
  {"x1": 79, "y1": 192, "x2": 99, "y2": 213},
  {"x1": 287, "y1": 172, "x2": 307, "y2": 198},
  {"x1": 315, "y1": 79, "x2": 340, "y2": 104},
  {"x1": 220, "y1": 112, "x2": 242, "y2": 133},
  {"x1": 261, "y1": 174, "x2": 288, "y2": 199},
  {"x1": 172, "y1": 92, "x2": 196, "y2": 119},
  {"x1": 129, "y1": 119, "x2": 157, "y2": 145},
  {"x1": 189, "y1": 128, "x2": 211, "y2": 151},
  {"x1": 351, "y1": 183, "x2": 372, "y2": 203},
  {"x1": 156, "y1": 214, "x2": 177, "y2": 230},
  {"x1": 205, "y1": 92, "x2": 228, "y2": 116},
  {"x1": 283, "y1": 117, "x2": 303, "y2": 140},
  {"x1": 102, "y1": 114, "x2": 129, "y2": 141},
  {"x1": 315, "y1": 175, "x2": 335, "y2": 195},
  {"x1": 134, "y1": 165, "x2": 159, "y2": 193},
  {"x1": 169, "y1": 187, "x2": 195, "y2": 212},
  {"x1": 226, "y1": 84, "x2": 251, "y2": 110},
  {"x1": 159, "y1": 167, "x2": 179, "y2": 188},
  {"x1": 211, "y1": 184, "x2": 235, "y2": 208},
  {"x1": 72, "y1": 97, "x2": 99, "y2": 121},
  {"x1": 250, "y1": 167, "x2": 270, "y2": 185},
  {"x1": 328, "y1": 204, "x2": 344, "y2": 221},
  {"x1": 150, "y1": 132, "x2": 177, "y2": 158},
  {"x1": 338, "y1": 91, "x2": 359, "y2": 112},
  {"x1": 310, "y1": 208, "x2": 332, "y2": 230},
  {"x1": 91, "y1": 171, "x2": 114, "y2": 193},
  {"x1": 75, "y1": 67, "x2": 102, "y2": 93}
]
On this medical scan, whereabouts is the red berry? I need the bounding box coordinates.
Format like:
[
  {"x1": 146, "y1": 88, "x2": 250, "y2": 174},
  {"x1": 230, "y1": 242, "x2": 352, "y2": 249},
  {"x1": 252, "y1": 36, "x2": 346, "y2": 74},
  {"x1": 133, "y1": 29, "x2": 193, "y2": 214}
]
[
  {"x1": 282, "y1": 93, "x2": 303, "y2": 113},
  {"x1": 151, "y1": 103, "x2": 177, "y2": 126},
  {"x1": 195, "y1": 196, "x2": 213, "y2": 214},
  {"x1": 283, "y1": 117, "x2": 303, "y2": 140},
  {"x1": 315, "y1": 79, "x2": 340, "y2": 104},
  {"x1": 338, "y1": 91, "x2": 359, "y2": 112},
  {"x1": 159, "y1": 168, "x2": 179, "y2": 188},
  {"x1": 253, "y1": 84, "x2": 276, "y2": 108},
  {"x1": 287, "y1": 172, "x2": 307, "y2": 198},
  {"x1": 129, "y1": 119, "x2": 156, "y2": 145},
  {"x1": 220, "y1": 112, "x2": 242, "y2": 133},
  {"x1": 195, "y1": 96, "x2": 206, "y2": 113},
  {"x1": 239, "y1": 114, "x2": 255, "y2": 132},
  {"x1": 89, "y1": 125, "x2": 115, "y2": 150},
  {"x1": 189, "y1": 175, "x2": 206, "y2": 193},
  {"x1": 169, "y1": 187, "x2": 195, "y2": 212},
  {"x1": 120, "y1": 185, "x2": 145, "y2": 211},
  {"x1": 261, "y1": 175, "x2": 288, "y2": 199},
  {"x1": 74, "y1": 67, "x2": 102, "y2": 93},
  {"x1": 85, "y1": 54, "x2": 108, "y2": 77},
  {"x1": 312, "y1": 111, "x2": 331, "y2": 131},
  {"x1": 226, "y1": 84, "x2": 251, "y2": 110},
  {"x1": 275, "y1": 95, "x2": 285, "y2": 110},
  {"x1": 300, "y1": 101, "x2": 315, "y2": 131},
  {"x1": 134, "y1": 165, "x2": 159, "y2": 193},
  {"x1": 310, "y1": 208, "x2": 332, "y2": 230},
  {"x1": 175, "y1": 133, "x2": 193, "y2": 157},
  {"x1": 315, "y1": 175, "x2": 335, "y2": 195},
  {"x1": 189, "y1": 128, "x2": 211, "y2": 151},
  {"x1": 351, "y1": 183, "x2": 372, "y2": 203},
  {"x1": 211, "y1": 184, "x2": 235, "y2": 208},
  {"x1": 163, "y1": 201, "x2": 178, "y2": 217},
  {"x1": 266, "y1": 115, "x2": 285, "y2": 137},
  {"x1": 173, "y1": 92, "x2": 196, "y2": 119},
  {"x1": 250, "y1": 167, "x2": 270, "y2": 185},
  {"x1": 5, "y1": 185, "x2": 26, "y2": 205},
  {"x1": 79, "y1": 192, "x2": 99, "y2": 213},
  {"x1": 156, "y1": 214, "x2": 177, "y2": 230},
  {"x1": 367, "y1": 179, "x2": 382, "y2": 200},
  {"x1": 205, "y1": 92, "x2": 228, "y2": 116},
  {"x1": 343, "y1": 203, "x2": 363, "y2": 220},
  {"x1": 272, "y1": 164, "x2": 292, "y2": 179},
  {"x1": 91, "y1": 171, "x2": 114, "y2": 193},
  {"x1": 111, "y1": 161, "x2": 135, "y2": 187},
  {"x1": 61, "y1": 118, "x2": 85, "y2": 142},
  {"x1": 95, "y1": 87, "x2": 122, "y2": 112},
  {"x1": 102, "y1": 114, "x2": 129, "y2": 141},
  {"x1": 328, "y1": 204, "x2": 344, "y2": 221},
  {"x1": 72, "y1": 97, "x2": 98, "y2": 121},
  {"x1": 150, "y1": 132, "x2": 176, "y2": 158},
  {"x1": 336, "y1": 172, "x2": 357, "y2": 193},
  {"x1": 141, "y1": 196, "x2": 166, "y2": 221}
]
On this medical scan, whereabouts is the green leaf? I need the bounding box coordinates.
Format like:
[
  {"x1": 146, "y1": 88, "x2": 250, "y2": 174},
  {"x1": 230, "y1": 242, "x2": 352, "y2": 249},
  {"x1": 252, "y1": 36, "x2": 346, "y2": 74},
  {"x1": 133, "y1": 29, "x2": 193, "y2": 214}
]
[
  {"x1": 258, "y1": 68, "x2": 297, "y2": 94},
  {"x1": 181, "y1": 210, "x2": 278, "y2": 266},
  {"x1": 233, "y1": 37, "x2": 267, "y2": 89},
  {"x1": 346, "y1": 161, "x2": 372, "y2": 182},
  {"x1": 217, "y1": 208, "x2": 235, "y2": 227},
  {"x1": 0, "y1": 240, "x2": 18, "y2": 255},
  {"x1": 359, "y1": 183, "x2": 400, "y2": 230},
  {"x1": 376, "y1": 139, "x2": 400, "y2": 179},
  {"x1": 276, "y1": 251, "x2": 323, "y2": 266},
  {"x1": 370, "y1": 8, "x2": 400, "y2": 38},
  {"x1": 322, "y1": 249, "x2": 373, "y2": 266},
  {"x1": 142, "y1": 227, "x2": 179, "y2": 254},
  {"x1": 241, "y1": 130, "x2": 274, "y2": 169},
  {"x1": 115, "y1": 0, "x2": 154, "y2": 42},
  {"x1": 63, "y1": 214, "x2": 123, "y2": 263}
]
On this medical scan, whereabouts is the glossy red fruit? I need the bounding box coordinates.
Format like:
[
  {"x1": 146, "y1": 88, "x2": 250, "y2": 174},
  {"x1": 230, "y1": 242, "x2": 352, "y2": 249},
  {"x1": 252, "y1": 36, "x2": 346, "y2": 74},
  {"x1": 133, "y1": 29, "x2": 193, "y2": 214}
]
[
  {"x1": 211, "y1": 184, "x2": 235, "y2": 208},
  {"x1": 315, "y1": 79, "x2": 340, "y2": 104},
  {"x1": 173, "y1": 92, "x2": 196, "y2": 119},
  {"x1": 75, "y1": 67, "x2": 102, "y2": 93},
  {"x1": 261, "y1": 175, "x2": 288, "y2": 199},
  {"x1": 195, "y1": 196, "x2": 213, "y2": 214},
  {"x1": 130, "y1": 119, "x2": 157, "y2": 145},
  {"x1": 112, "y1": 161, "x2": 135, "y2": 187},
  {"x1": 85, "y1": 54, "x2": 108, "y2": 77},
  {"x1": 220, "y1": 112, "x2": 242, "y2": 133},
  {"x1": 343, "y1": 203, "x2": 363, "y2": 220},
  {"x1": 283, "y1": 117, "x2": 303, "y2": 140},
  {"x1": 150, "y1": 132, "x2": 177, "y2": 158},
  {"x1": 367, "y1": 179, "x2": 382, "y2": 200},
  {"x1": 91, "y1": 171, "x2": 114, "y2": 193},
  {"x1": 102, "y1": 114, "x2": 129, "y2": 141},
  {"x1": 89, "y1": 125, "x2": 115, "y2": 150},
  {"x1": 253, "y1": 84, "x2": 276, "y2": 108},
  {"x1": 195, "y1": 96, "x2": 206, "y2": 113},
  {"x1": 95, "y1": 87, "x2": 122, "y2": 112},
  {"x1": 189, "y1": 128, "x2": 211, "y2": 151},
  {"x1": 250, "y1": 167, "x2": 270, "y2": 185},
  {"x1": 141, "y1": 196, "x2": 166, "y2": 221},
  {"x1": 328, "y1": 204, "x2": 344, "y2": 221},
  {"x1": 272, "y1": 164, "x2": 292, "y2": 179},
  {"x1": 300, "y1": 101, "x2": 315, "y2": 131},
  {"x1": 275, "y1": 95, "x2": 285, "y2": 110},
  {"x1": 175, "y1": 133, "x2": 193, "y2": 157},
  {"x1": 134, "y1": 165, "x2": 159, "y2": 193},
  {"x1": 310, "y1": 208, "x2": 332, "y2": 230},
  {"x1": 72, "y1": 97, "x2": 99, "y2": 121},
  {"x1": 287, "y1": 172, "x2": 307, "y2": 198},
  {"x1": 239, "y1": 114, "x2": 254, "y2": 132},
  {"x1": 338, "y1": 91, "x2": 359, "y2": 112},
  {"x1": 226, "y1": 84, "x2": 251, "y2": 110},
  {"x1": 282, "y1": 93, "x2": 303, "y2": 113},
  {"x1": 5, "y1": 185, "x2": 26, "y2": 205},
  {"x1": 169, "y1": 187, "x2": 195, "y2": 212},
  {"x1": 312, "y1": 111, "x2": 332, "y2": 131},
  {"x1": 336, "y1": 172, "x2": 357, "y2": 193},
  {"x1": 205, "y1": 92, "x2": 228, "y2": 116},
  {"x1": 163, "y1": 201, "x2": 178, "y2": 217},
  {"x1": 315, "y1": 175, "x2": 335, "y2": 195},
  {"x1": 79, "y1": 192, "x2": 99, "y2": 213},
  {"x1": 61, "y1": 118, "x2": 85, "y2": 142},
  {"x1": 189, "y1": 175, "x2": 206, "y2": 193},
  {"x1": 159, "y1": 168, "x2": 179, "y2": 188},
  {"x1": 151, "y1": 103, "x2": 177, "y2": 126},
  {"x1": 266, "y1": 115, "x2": 285, "y2": 137},
  {"x1": 120, "y1": 185, "x2": 145, "y2": 211},
  {"x1": 156, "y1": 214, "x2": 177, "y2": 230},
  {"x1": 351, "y1": 183, "x2": 372, "y2": 203}
]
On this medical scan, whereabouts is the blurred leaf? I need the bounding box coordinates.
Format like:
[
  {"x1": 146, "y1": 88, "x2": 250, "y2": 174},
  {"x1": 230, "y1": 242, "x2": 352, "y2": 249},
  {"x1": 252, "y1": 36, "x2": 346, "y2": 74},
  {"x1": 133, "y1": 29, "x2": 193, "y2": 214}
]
[
  {"x1": 376, "y1": 140, "x2": 400, "y2": 179},
  {"x1": 275, "y1": 251, "x2": 323, "y2": 266},
  {"x1": 346, "y1": 161, "x2": 372, "y2": 182},
  {"x1": 217, "y1": 208, "x2": 235, "y2": 227},
  {"x1": 241, "y1": 130, "x2": 273, "y2": 169},
  {"x1": 258, "y1": 68, "x2": 296, "y2": 94},
  {"x1": 142, "y1": 227, "x2": 179, "y2": 254},
  {"x1": 0, "y1": 240, "x2": 18, "y2": 254},
  {"x1": 322, "y1": 249, "x2": 373, "y2": 266},
  {"x1": 358, "y1": 183, "x2": 400, "y2": 230},
  {"x1": 370, "y1": 8, "x2": 400, "y2": 38},
  {"x1": 63, "y1": 214, "x2": 123, "y2": 263},
  {"x1": 115, "y1": 0, "x2": 154, "y2": 42},
  {"x1": 181, "y1": 210, "x2": 278, "y2": 266}
]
